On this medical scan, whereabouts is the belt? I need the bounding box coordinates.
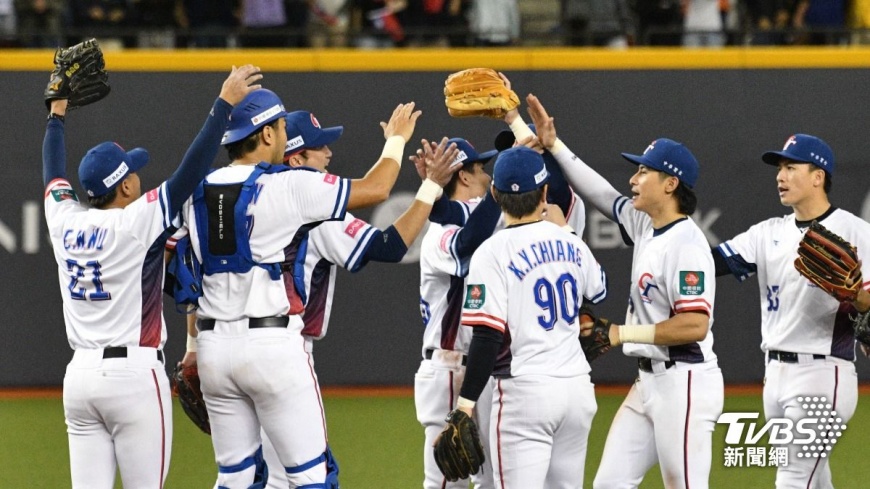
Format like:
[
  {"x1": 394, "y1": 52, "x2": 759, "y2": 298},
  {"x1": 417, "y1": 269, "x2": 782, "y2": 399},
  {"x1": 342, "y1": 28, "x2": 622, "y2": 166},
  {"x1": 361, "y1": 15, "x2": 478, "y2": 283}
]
[
  {"x1": 768, "y1": 350, "x2": 826, "y2": 363},
  {"x1": 425, "y1": 348, "x2": 468, "y2": 366},
  {"x1": 198, "y1": 316, "x2": 290, "y2": 331},
  {"x1": 637, "y1": 357, "x2": 675, "y2": 373},
  {"x1": 103, "y1": 347, "x2": 163, "y2": 362}
]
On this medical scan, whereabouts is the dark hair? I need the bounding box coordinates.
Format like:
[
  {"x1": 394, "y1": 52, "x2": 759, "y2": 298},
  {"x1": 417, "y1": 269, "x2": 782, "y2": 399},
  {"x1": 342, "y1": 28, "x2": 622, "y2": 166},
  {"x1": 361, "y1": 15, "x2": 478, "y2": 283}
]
[
  {"x1": 444, "y1": 162, "x2": 483, "y2": 199},
  {"x1": 822, "y1": 171, "x2": 832, "y2": 194},
  {"x1": 493, "y1": 186, "x2": 546, "y2": 218},
  {"x1": 674, "y1": 181, "x2": 697, "y2": 215},
  {"x1": 225, "y1": 119, "x2": 281, "y2": 161},
  {"x1": 87, "y1": 187, "x2": 118, "y2": 209}
]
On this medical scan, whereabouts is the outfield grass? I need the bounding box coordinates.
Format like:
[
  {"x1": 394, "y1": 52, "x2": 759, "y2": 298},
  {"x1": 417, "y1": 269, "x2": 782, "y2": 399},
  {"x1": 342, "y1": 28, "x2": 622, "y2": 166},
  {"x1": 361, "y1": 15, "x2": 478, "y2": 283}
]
[{"x1": 2, "y1": 391, "x2": 868, "y2": 488}]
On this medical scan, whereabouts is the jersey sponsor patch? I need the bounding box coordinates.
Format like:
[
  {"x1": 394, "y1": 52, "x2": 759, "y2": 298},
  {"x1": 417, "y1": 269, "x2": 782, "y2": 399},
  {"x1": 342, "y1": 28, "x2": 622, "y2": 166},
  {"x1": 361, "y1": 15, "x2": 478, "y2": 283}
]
[
  {"x1": 51, "y1": 187, "x2": 79, "y2": 202},
  {"x1": 323, "y1": 173, "x2": 337, "y2": 185},
  {"x1": 344, "y1": 218, "x2": 366, "y2": 238},
  {"x1": 680, "y1": 271, "x2": 705, "y2": 295},
  {"x1": 146, "y1": 188, "x2": 159, "y2": 203},
  {"x1": 464, "y1": 284, "x2": 486, "y2": 309}
]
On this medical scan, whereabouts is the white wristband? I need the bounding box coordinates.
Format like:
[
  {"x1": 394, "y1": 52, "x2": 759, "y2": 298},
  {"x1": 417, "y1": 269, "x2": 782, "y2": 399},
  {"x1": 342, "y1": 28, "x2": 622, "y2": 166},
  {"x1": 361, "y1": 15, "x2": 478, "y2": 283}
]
[
  {"x1": 415, "y1": 178, "x2": 442, "y2": 205},
  {"x1": 186, "y1": 333, "x2": 197, "y2": 353},
  {"x1": 381, "y1": 136, "x2": 406, "y2": 167},
  {"x1": 618, "y1": 324, "x2": 656, "y2": 345},
  {"x1": 509, "y1": 116, "x2": 535, "y2": 142},
  {"x1": 457, "y1": 396, "x2": 476, "y2": 410},
  {"x1": 550, "y1": 138, "x2": 568, "y2": 155}
]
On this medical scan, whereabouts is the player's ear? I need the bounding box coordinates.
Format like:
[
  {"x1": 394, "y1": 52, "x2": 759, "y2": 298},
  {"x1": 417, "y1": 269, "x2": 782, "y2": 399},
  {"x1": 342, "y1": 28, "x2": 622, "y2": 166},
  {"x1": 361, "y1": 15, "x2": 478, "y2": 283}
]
[{"x1": 540, "y1": 183, "x2": 548, "y2": 205}]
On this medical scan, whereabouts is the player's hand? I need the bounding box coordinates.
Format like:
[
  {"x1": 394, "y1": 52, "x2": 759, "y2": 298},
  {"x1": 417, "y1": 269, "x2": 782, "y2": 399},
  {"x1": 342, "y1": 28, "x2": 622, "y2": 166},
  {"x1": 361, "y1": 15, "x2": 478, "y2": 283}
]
[
  {"x1": 516, "y1": 134, "x2": 543, "y2": 154},
  {"x1": 219, "y1": 64, "x2": 263, "y2": 106},
  {"x1": 542, "y1": 204, "x2": 567, "y2": 227},
  {"x1": 526, "y1": 94, "x2": 558, "y2": 150},
  {"x1": 409, "y1": 139, "x2": 438, "y2": 181},
  {"x1": 498, "y1": 72, "x2": 520, "y2": 124},
  {"x1": 424, "y1": 137, "x2": 461, "y2": 188},
  {"x1": 380, "y1": 102, "x2": 422, "y2": 142},
  {"x1": 180, "y1": 351, "x2": 197, "y2": 369},
  {"x1": 608, "y1": 323, "x2": 622, "y2": 347}
]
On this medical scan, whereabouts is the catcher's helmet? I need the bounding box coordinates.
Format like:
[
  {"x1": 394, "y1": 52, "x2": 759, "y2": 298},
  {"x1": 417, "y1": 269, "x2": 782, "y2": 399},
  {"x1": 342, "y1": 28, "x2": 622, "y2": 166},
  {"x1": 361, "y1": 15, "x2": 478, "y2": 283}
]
[{"x1": 222, "y1": 89, "x2": 287, "y2": 146}]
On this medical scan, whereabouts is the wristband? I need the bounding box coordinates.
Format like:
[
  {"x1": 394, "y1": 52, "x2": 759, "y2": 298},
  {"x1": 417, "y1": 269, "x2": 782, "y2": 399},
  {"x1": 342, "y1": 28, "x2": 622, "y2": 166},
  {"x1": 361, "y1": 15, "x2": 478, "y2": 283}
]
[
  {"x1": 617, "y1": 324, "x2": 656, "y2": 345},
  {"x1": 415, "y1": 178, "x2": 442, "y2": 205},
  {"x1": 186, "y1": 333, "x2": 197, "y2": 353},
  {"x1": 381, "y1": 136, "x2": 406, "y2": 167},
  {"x1": 550, "y1": 138, "x2": 568, "y2": 155},
  {"x1": 47, "y1": 113, "x2": 65, "y2": 122},
  {"x1": 509, "y1": 116, "x2": 535, "y2": 142},
  {"x1": 457, "y1": 396, "x2": 476, "y2": 410}
]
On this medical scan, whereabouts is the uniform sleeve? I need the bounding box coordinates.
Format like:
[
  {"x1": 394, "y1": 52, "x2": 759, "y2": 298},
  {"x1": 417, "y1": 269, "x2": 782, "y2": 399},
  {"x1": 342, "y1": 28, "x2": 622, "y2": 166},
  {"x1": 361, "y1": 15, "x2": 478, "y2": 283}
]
[
  {"x1": 282, "y1": 170, "x2": 352, "y2": 224},
  {"x1": 716, "y1": 221, "x2": 763, "y2": 282},
  {"x1": 424, "y1": 225, "x2": 467, "y2": 277},
  {"x1": 565, "y1": 192, "x2": 587, "y2": 237},
  {"x1": 120, "y1": 182, "x2": 180, "y2": 245},
  {"x1": 44, "y1": 179, "x2": 85, "y2": 235},
  {"x1": 428, "y1": 194, "x2": 470, "y2": 226},
  {"x1": 311, "y1": 213, "x2": 377, "y2": 272},
  {"x1": 668, "y1": 243, "x2": 715, "y2": 316},
  {"x1": 578, "y1": 240, "x2": 608, "y2": 305},
  {"x1": 460, "y1": 248, "x2": 508, "y2": 332},
  {"x1": 611, "y1": 194, "x2": 650, "y2": 245}
]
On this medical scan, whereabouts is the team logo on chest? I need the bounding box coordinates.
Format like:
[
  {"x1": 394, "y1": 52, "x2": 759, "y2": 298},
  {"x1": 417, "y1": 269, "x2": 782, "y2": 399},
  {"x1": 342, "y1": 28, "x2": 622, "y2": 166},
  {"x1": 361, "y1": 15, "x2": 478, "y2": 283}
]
[{"x1": 638, "y1": 272, "x2": 658, "y2": 303}]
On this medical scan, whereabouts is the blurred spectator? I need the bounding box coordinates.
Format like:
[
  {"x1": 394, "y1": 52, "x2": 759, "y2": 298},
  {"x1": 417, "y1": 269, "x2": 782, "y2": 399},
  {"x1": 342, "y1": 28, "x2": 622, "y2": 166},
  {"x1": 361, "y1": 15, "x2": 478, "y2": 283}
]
[
  {"x1": 71, "y1": 0, "x2": 135, "y2": 48},
  {"x1": 239, "y1": 0, "x2": 292, "y2": 47},
  {"x1": 404, "y1": 0, "x2": 467, "y2": 46},
  {"x1": 350, "y1": 0, "x2": 406, "y2": 48},
  {"x1": 308, "y1": 0, "x2": 350, "y2": 46},
  {"x1": 742, "y1": 0, "x2": 792, "y2": 45},
  {"x1": 562, "y1": 0, "x2": 633, "y2": 47},
  {"x1": 683, "y1": 0, "x2": 725, "y2": 46},
  {"x1": 849, "y1": 0, "x2": 870, "y2": 44},
  {"x1": 633, "y1": 0, "x2": 683, "y2": 45},
  {"x1": 14, "y1": 0, "x2": 63, "y2": 47},
  {"x1": 179, "y1": 0, "x2": 239, "y2": 48},
  {"x1": 468, "y1": 0, "x2": 518, "y2": 46},
  {"x1": 131, "y1": 0, "x2": 177, "y2": 47},
  {"x1": 792, "y1": 0, "x2": 847, "y2": 45},
  {"x1": 0, "y1": 0, "x2": 16, "y2": 46}
]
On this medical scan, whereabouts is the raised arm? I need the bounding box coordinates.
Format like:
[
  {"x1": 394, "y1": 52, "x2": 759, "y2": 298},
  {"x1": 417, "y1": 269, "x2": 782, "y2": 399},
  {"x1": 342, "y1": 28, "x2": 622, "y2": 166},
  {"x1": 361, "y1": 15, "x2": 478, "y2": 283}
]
[
  {"x1": 346, "y1": 102, "x2": 422, "y2": 210},
  {"x1": 526, "y1": 93, "x2": 624, "y2": 221},
  {"x1": 164, "y1": 65, "x2": 262, "y2": 216},
  {"x1": 43, "y1": 99, "x2": 69, "y2": 188}
]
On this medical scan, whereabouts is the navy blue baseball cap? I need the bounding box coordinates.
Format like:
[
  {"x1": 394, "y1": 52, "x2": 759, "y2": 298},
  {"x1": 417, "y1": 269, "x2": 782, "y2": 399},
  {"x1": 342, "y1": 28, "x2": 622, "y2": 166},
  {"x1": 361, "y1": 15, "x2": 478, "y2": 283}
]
[
  {"x1": 621, "y1": 138, "x2": 699, "y2": 189},
  {"x1": 284, "y1": 111, "x2": 344, "y2": 156},
  {"x1": 761, "y1": 134, "x2": 835, "y2": 175},
  {"x1": 448, "y1": 138, "x2": 498, "y2": 167},
  {"x1": 493, "y1": 146, "x2": 550, "y2": 194},
  {"x1": 79, "y1": 141, "x2": 149, "y2": 197},
  {"x1": 222, "y1": 89, "x2": 287, "y2": 145}
]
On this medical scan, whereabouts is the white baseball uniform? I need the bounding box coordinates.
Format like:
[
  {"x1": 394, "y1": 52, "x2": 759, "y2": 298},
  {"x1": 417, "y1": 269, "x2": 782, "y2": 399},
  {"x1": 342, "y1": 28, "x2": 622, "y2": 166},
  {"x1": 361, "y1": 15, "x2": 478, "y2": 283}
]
[
  {"x1": 461, "y1": 220, "x2": 607, "y2": 488},
  {"x1": 417, "y1": 209, "x2": 497, "y2": 489},
  {"x1": 45, "y1": 178, "x2": 175, "y2": 489},
  {"x1": 717, "y1": 207, "x2": 870, "y2": 488},
  {"x1": 547, "y1": 144, "x2": 724, "y2": 489},
  {"x1": 181, "y1": 165, "x2": 350, "y2": 488}
]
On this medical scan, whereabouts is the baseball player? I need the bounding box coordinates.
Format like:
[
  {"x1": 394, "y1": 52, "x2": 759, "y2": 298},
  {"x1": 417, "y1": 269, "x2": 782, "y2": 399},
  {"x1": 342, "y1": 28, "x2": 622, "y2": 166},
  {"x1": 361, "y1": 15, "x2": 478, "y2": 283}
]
[
  {"x1": 417, "y1": 136, "x2": 504, "y2": 489},
  {"x1": 43, "y1": 65, "x2": 259, "y2": 488},
  {"x1": 179, "y1": 92, "x2": 422, "y2": 489},
  {"x1": 713, "y1": 134, "x2": 870, "y2": 488},
  {"x1": 253, "y1": 112, "x2": 461, "y2": 489},
  {"x1": 526, "y1": 94, "x2": 724, "y2": 488},
  {"x1": 452, "y1": 146, "x2": 608, "y2": 488}
]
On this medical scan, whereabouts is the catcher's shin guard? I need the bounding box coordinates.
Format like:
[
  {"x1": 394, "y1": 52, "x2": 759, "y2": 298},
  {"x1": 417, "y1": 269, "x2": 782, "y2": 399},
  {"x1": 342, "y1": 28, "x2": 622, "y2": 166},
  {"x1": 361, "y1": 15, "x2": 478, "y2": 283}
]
[{"x1": 217, "y1": 446, "x2": 267, "y2": 489}]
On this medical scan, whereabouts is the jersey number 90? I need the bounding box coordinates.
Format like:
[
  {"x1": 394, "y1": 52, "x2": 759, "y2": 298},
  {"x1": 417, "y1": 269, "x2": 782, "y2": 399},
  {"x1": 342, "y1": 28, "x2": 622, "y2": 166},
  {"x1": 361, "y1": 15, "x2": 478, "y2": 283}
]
[{"x1": 534, "y1": 273, "x2": 579, "y2": 331}]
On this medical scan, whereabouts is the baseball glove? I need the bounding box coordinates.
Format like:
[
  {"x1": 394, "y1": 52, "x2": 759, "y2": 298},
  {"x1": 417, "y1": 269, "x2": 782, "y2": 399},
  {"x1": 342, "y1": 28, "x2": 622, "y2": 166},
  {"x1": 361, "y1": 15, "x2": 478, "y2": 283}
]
[
  {"x1": 579, "y1": 316, "x2": 614, "y2": 362},
  {"x1": 44, "y1": 38, "x2": 110, "y2": 110},
  {"x1": 853, "y1": 310, "x2": 870, "y2": 347},
  {"x1": 444, "y1": 68, "x2": 520, "y2": 119},
  {"x1": 171, "y1": 363, "x2": 210, "y2": 435},
  {"x1": 794, "y1": 221, "x2": 863, "y2": 303},
  {"x1": 433, "y1": 409, "x2": 485, "y2": 482}
]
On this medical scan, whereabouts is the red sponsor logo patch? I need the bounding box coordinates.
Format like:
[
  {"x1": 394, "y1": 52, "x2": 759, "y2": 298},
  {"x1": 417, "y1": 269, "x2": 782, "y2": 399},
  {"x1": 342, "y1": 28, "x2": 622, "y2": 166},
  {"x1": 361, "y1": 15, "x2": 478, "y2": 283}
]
[
  {"x1": 685, "y1": 272, "x2": 699, "y2": 286},
  {"x1": 146, "y1": 188, "x2": 159, "y2": 203},
  {"x1": 344, "y1": 218, "x2": 366, "y2": 238},
  {"x1": 439, "y1": 228, "x2": 457, "y2": 253},
  {"x1": 470, "y1": 285, "x2": 482, "y2": 299},
  {"x1": 323, "y1": 174, "x2": 337, "y2": 185}
]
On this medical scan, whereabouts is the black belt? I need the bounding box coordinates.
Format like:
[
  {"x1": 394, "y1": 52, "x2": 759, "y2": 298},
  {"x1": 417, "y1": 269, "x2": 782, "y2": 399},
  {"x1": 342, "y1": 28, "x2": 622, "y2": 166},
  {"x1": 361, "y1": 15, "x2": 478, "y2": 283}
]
[
  {"x1": 638, "y1": 357, "x2": 675, "y2": 373},
  {"x1": 197, "y1": 316, "x2": 290, "y2": 331},
  {"x1": 768, "y1": 350, "x2": 826, "y2": 363},
  {"x1": 425, "y1": 348, "x2": 468, "y2": 366},
  {"x1": 103, "y1": 347, "x2": 163, "y2": 362}
]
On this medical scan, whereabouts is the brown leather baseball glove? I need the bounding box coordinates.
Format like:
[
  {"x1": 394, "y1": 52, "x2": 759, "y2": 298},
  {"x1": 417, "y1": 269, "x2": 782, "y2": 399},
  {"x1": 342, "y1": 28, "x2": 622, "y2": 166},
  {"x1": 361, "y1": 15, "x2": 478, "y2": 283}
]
[{"x1": 444, "y1": 68, "x2": 520, "y2": 119}]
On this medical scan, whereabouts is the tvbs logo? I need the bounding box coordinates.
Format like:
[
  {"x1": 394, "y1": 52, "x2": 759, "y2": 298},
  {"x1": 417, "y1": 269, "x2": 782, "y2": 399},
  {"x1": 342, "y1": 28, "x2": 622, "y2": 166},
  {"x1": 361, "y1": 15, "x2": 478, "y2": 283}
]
[{"x1": 717, "y1": 397, "x2": 847, "y2": 460}]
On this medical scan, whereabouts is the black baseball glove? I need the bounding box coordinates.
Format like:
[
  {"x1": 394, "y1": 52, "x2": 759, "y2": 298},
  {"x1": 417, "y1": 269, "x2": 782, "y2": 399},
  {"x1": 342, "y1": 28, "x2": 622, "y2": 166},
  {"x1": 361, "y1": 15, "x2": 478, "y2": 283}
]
[
  {"x1": 171, "y1": 363, "x2": 211, "y2": 435},
  {"x1": 579, "y1": 312, "x2": 614, "y2": 362},
  {"x1": 44, "y1": 38, "x2": 110, "y2": 110},
  {"x1": 433, "y1": 409, "x2": 485, "y2": 482}
]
